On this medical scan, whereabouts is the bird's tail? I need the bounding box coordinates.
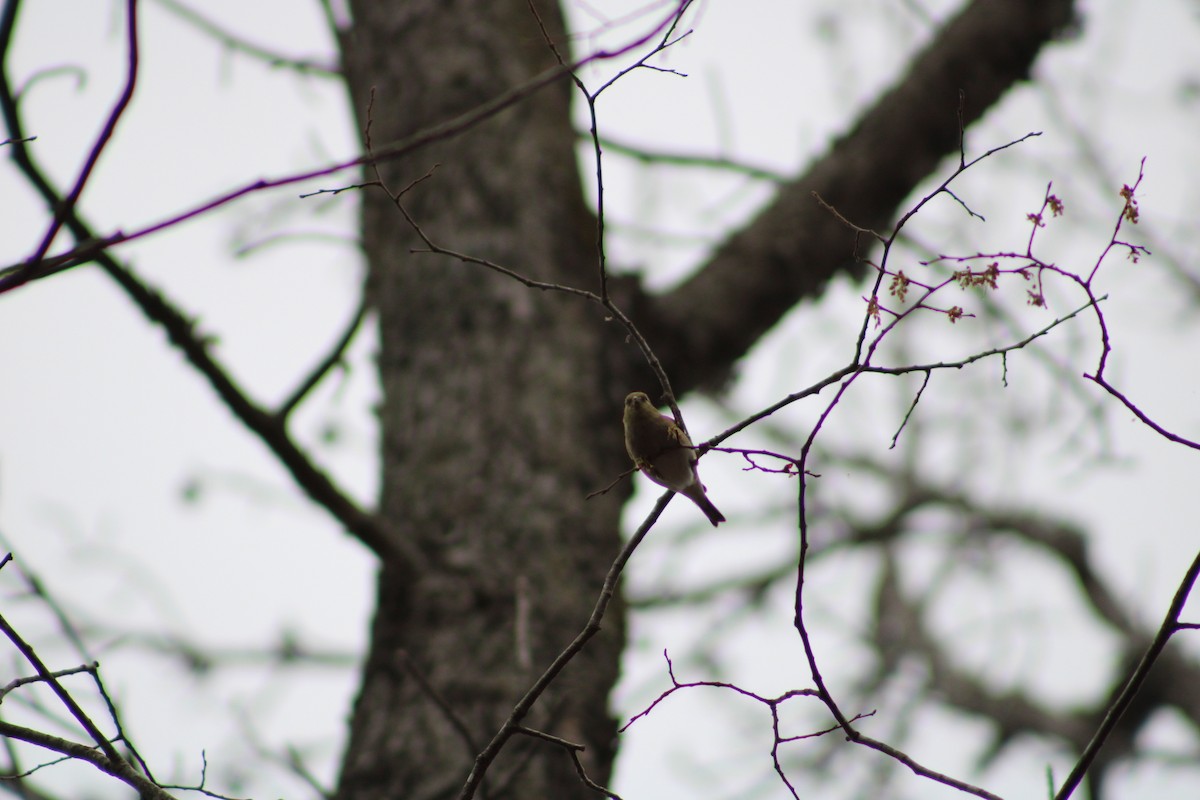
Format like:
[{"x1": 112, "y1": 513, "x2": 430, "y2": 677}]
[{"x1": 685, "y1": 487, "x2": 726, "y2": 527}]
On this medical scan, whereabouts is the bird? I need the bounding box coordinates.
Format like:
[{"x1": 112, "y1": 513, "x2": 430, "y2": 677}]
[{"x1": 623, "y1": 391, "x2": 726, "y2": 527}]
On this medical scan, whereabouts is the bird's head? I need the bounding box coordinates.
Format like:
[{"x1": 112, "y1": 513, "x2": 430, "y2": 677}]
[{"x1": 624, "y1": 391, "x2": 653, "y2": 411}]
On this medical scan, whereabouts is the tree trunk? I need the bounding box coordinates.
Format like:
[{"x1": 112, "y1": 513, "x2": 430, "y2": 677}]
[{"x1": 335, "y1": 2, "x2": 632, "y2": 798}]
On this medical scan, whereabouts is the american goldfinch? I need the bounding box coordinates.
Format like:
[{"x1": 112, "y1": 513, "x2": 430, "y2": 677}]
[{"x1": 623, "y1": 391, "x2": 726, "y2": 527}]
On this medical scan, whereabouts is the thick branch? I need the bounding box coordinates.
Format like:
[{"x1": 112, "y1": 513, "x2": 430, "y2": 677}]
[{"x1": 644, "y1": 0, "x2": 1077, "y2": 391}]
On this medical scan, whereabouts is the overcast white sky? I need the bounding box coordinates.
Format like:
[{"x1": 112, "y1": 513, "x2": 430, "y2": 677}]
[{"x1": 2, "y1": 1, "x2": 1200, "y2": 798}]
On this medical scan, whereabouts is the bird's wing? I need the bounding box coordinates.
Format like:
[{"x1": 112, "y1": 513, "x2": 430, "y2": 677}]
[{"x1": 663, "y1": 419, "x2": 694, "y2": 451}]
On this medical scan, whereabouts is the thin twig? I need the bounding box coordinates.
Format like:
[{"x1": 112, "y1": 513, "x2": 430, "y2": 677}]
[
  {"x1": 0, "y1": 664, "x2": 97, "y2": 702},
  {"x1": 151, "y1": 0, "x2": 339, "y2": 75},
  {"x1": 277, "y1": 297, "x2": 368, "y2": 419},
  {"x1": 1084, "y1": 374, "x2": 1200, "y2": 450},
  {"x1": 25, "y1": 0, "x2": 140, "y2": 268},
  {"x1": 513, "y1": 726, "x2": 624, "y2": 799},
  {"x1": 889, "y1": 370, "x2": 932, "y2": 449},
  {"x1": 591, "y1": 133, "x2": 788, "y2": 182},
  {"x1": 1054, "y1": 550, "x2": 1200, "y2": 800},
  {"x1": 396, "y1": 650, "x2": 479, "y2": 757}
]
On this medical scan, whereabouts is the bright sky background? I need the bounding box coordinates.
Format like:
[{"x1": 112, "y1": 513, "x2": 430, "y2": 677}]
[{"x1": 1, "y1": 0, "x2": 1199, "y2": 798}]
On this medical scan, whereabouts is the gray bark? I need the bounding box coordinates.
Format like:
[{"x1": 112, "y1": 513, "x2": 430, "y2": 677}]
[{"x1": 336, "y1": 2, "x2": 630, "y2": 798}]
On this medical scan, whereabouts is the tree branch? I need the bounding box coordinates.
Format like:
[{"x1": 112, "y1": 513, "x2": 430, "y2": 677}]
[
  {"x1": 643, "y1": 0, "x2": 1077, "y2": 392},
  {"x1": 1055, "y1": 550, "x2": 1200, "y2": 800}
]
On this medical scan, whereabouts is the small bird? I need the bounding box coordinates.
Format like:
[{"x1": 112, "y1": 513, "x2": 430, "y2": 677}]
[{"x1": 623, "y1": 391, "x2": 726, "y2": 527}]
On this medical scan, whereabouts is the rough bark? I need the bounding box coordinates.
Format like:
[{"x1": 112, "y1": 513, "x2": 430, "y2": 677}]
[
  {"x1": 335, "y1": 2, "x2": 630, "y2": 798},
  {"x1": 332, "y1": 1, "x2": 1078, "y2": 798}
]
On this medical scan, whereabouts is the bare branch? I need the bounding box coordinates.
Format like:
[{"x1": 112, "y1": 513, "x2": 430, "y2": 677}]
[
  {"x1": 151, "y1": 0, "x2": 339, "y2": 75},
  {"x1": 591, "y1": 133, "x2": 789, "y2": 182},
  {"x1": 277, "y1": 297, "x2": 369, "y2": 419},
  {"x1": 513, "y1": 726, "x2": 624, "y2": 799},
  {"x1": 1085, "y1": 373, "x2": 1200, "y2": 451},
  {"x1": 23, "y1": 0, "x2": 139, "y2": 268},
  {"x1": 0, "y1": 720, "x2": 175, "y2": 800},
  {"x1": 0, "y1": 664, "x2": 97, "y2": 703},
  {"x1": 1055, "y1": 550, "x2": 1200, "y2": 800}
]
